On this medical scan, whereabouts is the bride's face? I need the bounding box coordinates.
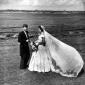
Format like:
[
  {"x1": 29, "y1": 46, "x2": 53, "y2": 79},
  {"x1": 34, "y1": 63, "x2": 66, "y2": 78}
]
[{"x1": 38, "y1": 29, "x2": 42, "y2": 35}]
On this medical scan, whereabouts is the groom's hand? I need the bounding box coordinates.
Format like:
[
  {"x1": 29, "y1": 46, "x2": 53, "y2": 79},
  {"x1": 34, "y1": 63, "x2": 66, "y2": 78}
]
[{"x1": 26, "y1": 39, "x2": 29, "y2": 42}]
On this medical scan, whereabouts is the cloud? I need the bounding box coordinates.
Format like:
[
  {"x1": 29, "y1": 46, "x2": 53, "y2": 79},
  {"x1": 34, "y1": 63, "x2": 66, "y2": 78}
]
[
  {"x1": 0, "y1": 0, "x2": 84, "y2": 11},
  {"x1": 0, "y1": 0, "x2": 9, "y2": 4}
]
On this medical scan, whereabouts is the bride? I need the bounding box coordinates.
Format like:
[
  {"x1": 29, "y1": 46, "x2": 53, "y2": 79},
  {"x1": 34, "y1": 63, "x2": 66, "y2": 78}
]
[{"x1": 28, "y1": 25, "x2": 84, "y2": 77}]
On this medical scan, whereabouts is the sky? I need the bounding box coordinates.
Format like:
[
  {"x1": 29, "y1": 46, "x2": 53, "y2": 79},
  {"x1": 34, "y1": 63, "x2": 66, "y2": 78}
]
[{"x1": 0, "y1": 0, "x2": 85, "y2": 11}]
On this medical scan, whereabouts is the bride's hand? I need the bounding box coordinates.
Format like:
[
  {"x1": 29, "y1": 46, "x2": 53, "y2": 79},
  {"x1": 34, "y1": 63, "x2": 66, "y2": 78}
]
[{"x1": 34, "y1": 41, "x2": 39, "y2": 46}]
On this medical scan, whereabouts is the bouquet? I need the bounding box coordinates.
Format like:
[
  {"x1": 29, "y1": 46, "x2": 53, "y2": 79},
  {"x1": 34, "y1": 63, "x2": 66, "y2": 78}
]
[{"x1": 30, "y1": 41, "x2": 38, "y2": 51}]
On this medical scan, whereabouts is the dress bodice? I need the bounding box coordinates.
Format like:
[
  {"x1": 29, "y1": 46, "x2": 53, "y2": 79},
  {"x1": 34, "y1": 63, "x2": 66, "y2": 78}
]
[
  {"x1": 34, "y1": 33, "x2": 45, "y2": 46},
  {"x1": 38, "y1": 33, "x2": 44, "y2": 42}
]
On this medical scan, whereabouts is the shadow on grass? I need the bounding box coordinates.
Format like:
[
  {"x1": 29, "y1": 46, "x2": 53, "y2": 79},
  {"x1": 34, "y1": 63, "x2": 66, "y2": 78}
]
[{"x1": 78, "y1": 68, "x2": 84, "y2": 77}]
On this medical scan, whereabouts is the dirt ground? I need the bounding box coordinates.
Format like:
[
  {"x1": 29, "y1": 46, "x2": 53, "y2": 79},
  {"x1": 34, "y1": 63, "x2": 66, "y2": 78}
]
[{"x1": 0, "y1": 36, "x2": 85, "y2": 85}]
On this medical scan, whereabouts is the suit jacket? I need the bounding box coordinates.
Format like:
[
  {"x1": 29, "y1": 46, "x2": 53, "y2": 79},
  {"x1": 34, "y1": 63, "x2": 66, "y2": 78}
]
[{"x1": 18, "y1": 31, "x2": 30, "y2": 57}]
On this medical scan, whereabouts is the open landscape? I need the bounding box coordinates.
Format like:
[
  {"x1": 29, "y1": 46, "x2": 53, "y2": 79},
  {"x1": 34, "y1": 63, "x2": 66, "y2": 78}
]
[{"x1": 0, "y1": 11, "x2": 85, "y2": 85}]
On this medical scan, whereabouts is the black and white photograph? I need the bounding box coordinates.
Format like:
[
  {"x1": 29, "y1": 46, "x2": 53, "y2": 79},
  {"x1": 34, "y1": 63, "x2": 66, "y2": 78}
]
[{"x1": 0, "y1": 0, "x2": 85, "y2": 85}]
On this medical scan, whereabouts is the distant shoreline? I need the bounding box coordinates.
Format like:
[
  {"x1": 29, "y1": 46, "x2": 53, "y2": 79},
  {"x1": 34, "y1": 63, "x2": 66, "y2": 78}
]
[{"x1": 0, "y1": 10, "x2": 85, "y2": 15}]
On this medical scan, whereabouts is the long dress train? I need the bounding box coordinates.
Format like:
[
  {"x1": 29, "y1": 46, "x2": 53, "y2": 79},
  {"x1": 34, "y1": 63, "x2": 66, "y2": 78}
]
[{"x1": 28, "y1": 30, "x2": 84, "y2": 77}]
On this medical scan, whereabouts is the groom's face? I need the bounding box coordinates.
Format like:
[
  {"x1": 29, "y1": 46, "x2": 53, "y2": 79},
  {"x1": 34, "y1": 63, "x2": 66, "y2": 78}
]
[{"x1": 23, "y1": 27, "x2": 28, "y2": 31}]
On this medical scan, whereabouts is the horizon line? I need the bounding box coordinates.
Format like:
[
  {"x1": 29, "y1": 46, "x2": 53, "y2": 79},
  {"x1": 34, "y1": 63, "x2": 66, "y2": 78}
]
[{"x1": 0, "y1": 9, "x2": 85, "y2": 12}]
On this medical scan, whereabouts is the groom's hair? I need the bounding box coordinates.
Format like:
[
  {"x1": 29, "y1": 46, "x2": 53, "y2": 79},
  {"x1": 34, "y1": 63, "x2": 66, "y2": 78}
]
[
  {"x1": 38, "y1": 25, "x2": 44, "y2": 32},
  {"x1": 23, "y1": 24, "x2": 28, "y2": 28}
]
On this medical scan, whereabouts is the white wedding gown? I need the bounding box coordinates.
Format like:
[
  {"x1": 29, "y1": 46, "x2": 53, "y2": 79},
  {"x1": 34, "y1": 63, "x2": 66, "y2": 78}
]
[{"x1": 28, "y1": 30, "x2": 84, "y2": 77}]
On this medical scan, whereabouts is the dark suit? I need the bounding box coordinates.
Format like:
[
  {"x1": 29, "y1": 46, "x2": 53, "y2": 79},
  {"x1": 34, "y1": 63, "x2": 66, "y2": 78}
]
[{"x1": 18, "y1": 31, "x2": 30, "y2": 69}]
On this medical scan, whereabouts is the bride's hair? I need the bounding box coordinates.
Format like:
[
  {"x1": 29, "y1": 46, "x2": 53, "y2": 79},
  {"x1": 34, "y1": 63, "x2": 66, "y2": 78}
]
[{"x1": 38, "y1": 25, "x2": 44, "y2": 32}]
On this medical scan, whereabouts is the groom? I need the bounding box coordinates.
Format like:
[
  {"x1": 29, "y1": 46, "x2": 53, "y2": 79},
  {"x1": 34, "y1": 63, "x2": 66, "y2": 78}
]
[{"x1": 18, "y1": 24, "x2": 33, "y2": 69}]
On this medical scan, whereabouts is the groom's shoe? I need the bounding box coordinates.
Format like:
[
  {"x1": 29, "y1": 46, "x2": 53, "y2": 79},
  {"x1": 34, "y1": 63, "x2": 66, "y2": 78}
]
[
  {"x1": 20, "y1": 65, "x2": 28, "y2": 69},
  {"x1": 25, "y1": 65, "x2": 28, "y2": 69}
]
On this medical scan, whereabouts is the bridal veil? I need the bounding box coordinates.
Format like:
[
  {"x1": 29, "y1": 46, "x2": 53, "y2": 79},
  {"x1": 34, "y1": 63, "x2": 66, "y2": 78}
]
[{"x1": 28, "y1": 30, "x2": 84, "y2": 77}]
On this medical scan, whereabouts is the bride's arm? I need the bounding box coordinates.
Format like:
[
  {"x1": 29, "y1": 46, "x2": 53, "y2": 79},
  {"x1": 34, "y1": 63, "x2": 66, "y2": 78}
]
[
  {"x1": 35, "y1": 36, "x2": 46, "y2": 46},
  {"x1": 30, "y1": 36, "x2": 46, "y2": 51}
]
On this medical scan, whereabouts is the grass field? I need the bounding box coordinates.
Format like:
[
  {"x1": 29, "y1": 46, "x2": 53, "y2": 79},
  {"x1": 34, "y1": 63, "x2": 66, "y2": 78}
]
[
  {"x1": 0, "y1": 36, "x2": 85, "y2": 85},
  {"x1": 0, "y1": 11, "x2": 85, "y2": 85}
]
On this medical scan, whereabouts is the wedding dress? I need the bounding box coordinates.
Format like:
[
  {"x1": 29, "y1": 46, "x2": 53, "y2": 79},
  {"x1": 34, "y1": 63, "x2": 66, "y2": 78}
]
[{"x1": 28, "y1": 30, "x2": 84, "y2": 77}]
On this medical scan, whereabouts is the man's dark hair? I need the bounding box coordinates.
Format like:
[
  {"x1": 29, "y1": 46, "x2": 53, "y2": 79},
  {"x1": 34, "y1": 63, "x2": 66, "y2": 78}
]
[
  {"x1": 38, "y1": 25, "x2": 44, "y2": 32},
  {"x1": 23, "y1": 24, "x2": 28, "y2": 28}
]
